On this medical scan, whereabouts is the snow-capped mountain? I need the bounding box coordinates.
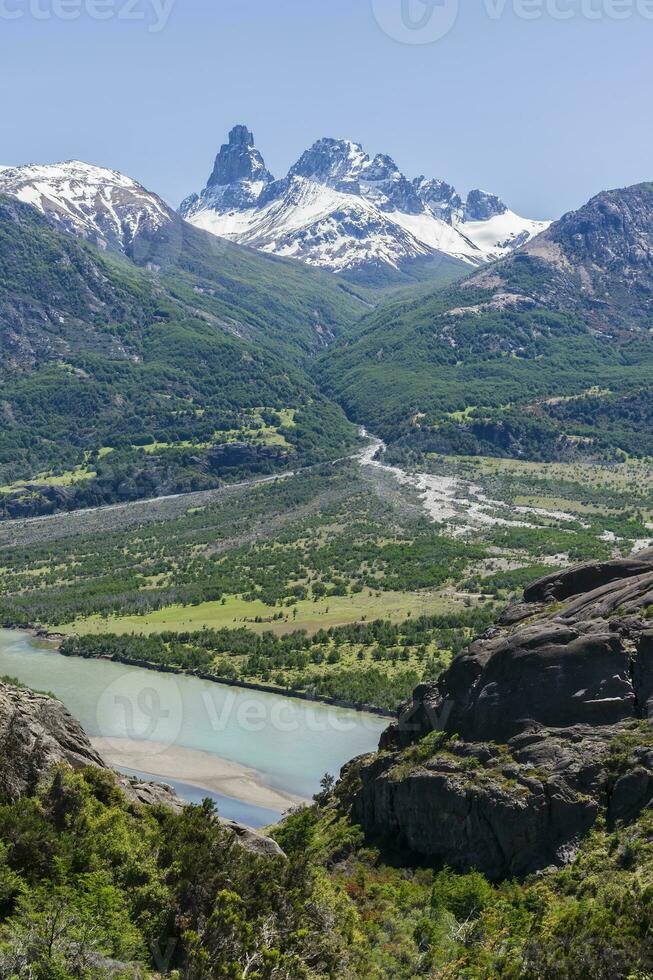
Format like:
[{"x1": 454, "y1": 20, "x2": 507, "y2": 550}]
[
  {"x1": 0, "y1": 161, "x2": 175, "y2": 254},
  {"x1": 180, "y1": 126, "x2": 550, "y2": 282}
]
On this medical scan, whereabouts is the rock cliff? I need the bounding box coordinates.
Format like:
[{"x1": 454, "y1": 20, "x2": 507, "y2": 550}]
[{"x1": 348, "y1": 553, "x2": 653, "y2": 880}]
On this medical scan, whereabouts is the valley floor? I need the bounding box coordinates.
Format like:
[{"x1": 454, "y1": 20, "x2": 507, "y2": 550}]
[
  {"x1": 1, "y1": 440, "x2": 653, "y2": 978},
  {"x1": 1, "y1": 437, "x2": 651, "y2": 714}
]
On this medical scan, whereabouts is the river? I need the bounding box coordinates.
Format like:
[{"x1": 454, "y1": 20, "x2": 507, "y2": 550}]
[{"x1": 0, "y1": 629, "x2": 386, "y2": 828}]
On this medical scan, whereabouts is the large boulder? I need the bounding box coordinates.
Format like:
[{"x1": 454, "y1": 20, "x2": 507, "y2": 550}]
[
  {"x1": 522, "y1": 558, "x2": 653, "y2": 604},
  {"x1": 0, "y1": 683, "x2": 104, "y2": 800},
  {"x1": 349, "y1": 555, "x2": 653, "y2": 879}
]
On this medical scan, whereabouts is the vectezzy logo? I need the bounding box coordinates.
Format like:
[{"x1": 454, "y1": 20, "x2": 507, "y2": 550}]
[
  {"x1": 96, "y1": 673, "x2": 183, "y2": 755},
  {"x1": 372, "y1": 0, "x2": 460, "y2": 44}
]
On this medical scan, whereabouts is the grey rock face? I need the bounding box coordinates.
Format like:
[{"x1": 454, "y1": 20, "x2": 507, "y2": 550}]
[
  {"x1": 0, "y1": 679, "x2": 183, "y2": 810},
  {"x1": 464, "y1": 189, "x2": 508, "y2": 221},
  {"x1": 221, "y1": 819, "x2": 285, "y2": 859},
  {"x1": 352, "y1": 727, "x2": 602, "y2": 881},
  {"x1": 179, "y1": 126, "x2": 275, "y2": 217},
  {"x1": 522, "y1": 558, "x2": 653, "y2": 604},
  {"x1": 552, "y1": 183, "x2": 653, "y2": 271},
  {"x1": 413, "y1": 176, "x2": 463, "y2": 223},
  {"x1": 289, "y1": 138, "x2": 365, "y2": 190},
  {"x1": 499, "y1": 182, "x2": 653, "y2": 333},
  {"x1": 350, "y1": 555, "x2": 653, "y2": 879},
  {"x1": 0, "y1": 683, "x2": 104, "y2": 800},
  {"x1": 207, "y1": 125, "x2": 273, "y2": 188}
]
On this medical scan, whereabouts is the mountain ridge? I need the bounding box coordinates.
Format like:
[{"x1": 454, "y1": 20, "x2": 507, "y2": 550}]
[
  {"x1": 0, "y1": 191, "x2": 363, "y2": 518},
  {"x1": 0, "y1": 160, "x2": 174, "y2": 256},
  {"x1": 180, "y1": 125, "x2": 550, "y2": 285}
]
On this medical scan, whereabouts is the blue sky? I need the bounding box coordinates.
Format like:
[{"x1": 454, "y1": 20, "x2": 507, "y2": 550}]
[{"x1": 1, "y1": 0, "x2": 652, "y2": 219}]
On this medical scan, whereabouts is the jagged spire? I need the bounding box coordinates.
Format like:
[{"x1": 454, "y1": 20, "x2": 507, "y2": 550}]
[{"x1": 207, "y1": 125, "x2": 273, "y2": 188}]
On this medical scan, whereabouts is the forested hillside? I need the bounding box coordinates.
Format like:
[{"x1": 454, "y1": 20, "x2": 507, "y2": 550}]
[
  {"x1": 0, "y1": 196, "x2": 365, "y2": 517},
  {"x1": 317, "y1": 183, "x2": 653, "y2": 463}
]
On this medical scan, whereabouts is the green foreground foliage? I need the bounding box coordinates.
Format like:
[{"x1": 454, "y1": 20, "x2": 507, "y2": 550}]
[
  {"x1": 272, "y1": 795, "x2": 653, "y2": 979},
  {"x1": 0, "y1": 766, "x2": 356, "y2": 979},
  {"x1": 3, "y1": 765, "x2": 653, "y2": 978}
]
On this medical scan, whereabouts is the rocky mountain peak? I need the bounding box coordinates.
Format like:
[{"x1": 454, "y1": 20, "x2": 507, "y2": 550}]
[
  {"x1": 180, "y1": 125, "x2": 550, "y2": 281},
  {"x1": 464, "y1": 188, "x2": 508, "y2": 221},
  {"x1": 413, "y1": 176, "x2": 464, "y2": 223},
  {"x1": 551, "y1": 182, "x2": 653, "y2": 268},
  {"x1": 470, "y1": 181, "x2": 653, "y2": 333},
  {"x1": 288, "y1": 137, "x2": 368, "y2": 190},
  {"x1": 362, "y1": 153, "x2": 401, "y2": 182},
  {"x1": 207, "y1": 124, "x2": 274, "y2": 188}
]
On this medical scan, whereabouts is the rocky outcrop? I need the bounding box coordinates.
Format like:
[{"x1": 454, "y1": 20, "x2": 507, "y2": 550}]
[
  {"x1": 207, "y1": 125, "x2": 274, "y2": 189},
  {"x1": 0, "y1": 683, "x2": 104, "y2": 800},
  {"x1": 413, "y1": 177, "x2": 463, "y2": 224},
  {"x1": 350, "y1": 555, "x2": 653, "y2": 880},
  {"x1": 464, "y1": 189, "x2": 508, "y2": 222},
  {"x1": 0, "y1": 681, "x2": 191, "y2": 812},
  {"x1": 0, "y1": 681, "x2": 284, "y2": 858},
  {"x1": 220, "y1": 818, "x2": 287, "y2": 859},
  {"x1": 180, "y1": 125, "x2": 275, "y2": 217}
]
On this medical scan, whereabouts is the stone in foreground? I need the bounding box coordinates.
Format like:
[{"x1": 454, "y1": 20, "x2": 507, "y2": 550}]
[{"x1": 0, "y1": 680, "x2": 284, "y2": 859}]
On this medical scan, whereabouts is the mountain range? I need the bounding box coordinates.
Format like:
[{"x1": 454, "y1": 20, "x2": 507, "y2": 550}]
[
  {"x1": 1, "y1": 135, "x2": 652, "y2": 517},
  {"x1": 179, "y1": 125, "x2": 549, "y2": 285}
]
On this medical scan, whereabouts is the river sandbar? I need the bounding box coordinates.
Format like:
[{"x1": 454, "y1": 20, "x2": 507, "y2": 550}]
[{"x1": 92, "y1": 737, "x2": 305, "y2": 812}]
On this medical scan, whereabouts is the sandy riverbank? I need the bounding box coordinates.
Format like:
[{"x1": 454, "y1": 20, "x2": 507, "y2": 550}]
[{"x1": 92, "y1": 737, "x2": 305, "y2": 812}]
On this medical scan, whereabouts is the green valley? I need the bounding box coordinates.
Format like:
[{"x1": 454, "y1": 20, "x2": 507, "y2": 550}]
[
  {"x1": 3, "y1": 93, "x2": 653, "y2": 979},
  {"x1": 1, "y1": 445, "x2": 650, "y2": 712}
]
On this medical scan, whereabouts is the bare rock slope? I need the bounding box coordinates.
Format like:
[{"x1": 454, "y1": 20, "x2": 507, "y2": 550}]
[{"x1": 348, "y1": 552, "x2": 653, "y2": 879}]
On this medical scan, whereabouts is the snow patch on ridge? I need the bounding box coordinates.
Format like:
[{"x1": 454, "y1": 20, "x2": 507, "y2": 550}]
[{"x1": 0, "y1": 161, "x2": 174, "y2": 254}]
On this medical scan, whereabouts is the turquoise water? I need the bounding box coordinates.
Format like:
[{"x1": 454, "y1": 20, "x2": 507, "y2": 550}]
[{"x1": 0, "y1": 629, "x2": 386, "y2": 821}]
